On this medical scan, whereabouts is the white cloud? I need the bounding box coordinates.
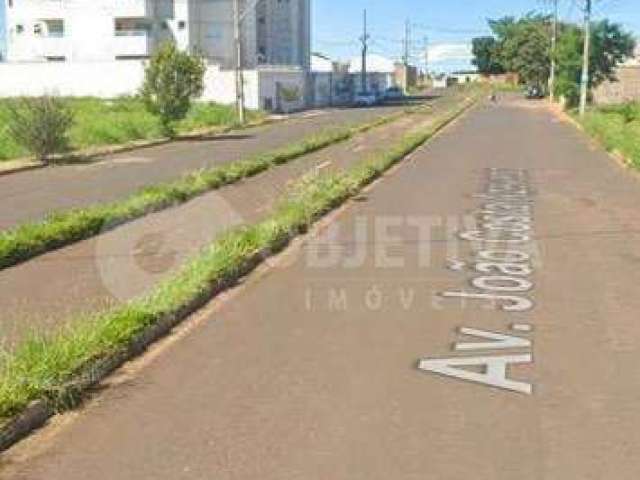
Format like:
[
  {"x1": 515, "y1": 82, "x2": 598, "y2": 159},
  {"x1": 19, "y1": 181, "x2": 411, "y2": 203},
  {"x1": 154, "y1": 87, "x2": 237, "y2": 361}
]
[{"x1": 429, "y1": 43, "x2": 473, "y2": 64}]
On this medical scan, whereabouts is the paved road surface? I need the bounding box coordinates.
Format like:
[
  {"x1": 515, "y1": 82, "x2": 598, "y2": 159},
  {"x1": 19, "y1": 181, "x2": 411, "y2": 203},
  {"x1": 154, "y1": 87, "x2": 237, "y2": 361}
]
[
  {"x1": 0, "y1": 104, "x2": 452, "y2": 347},
  {"x1": 5, "y1": 98, "x2": 640, "y2": 479},
  {"x1": 0, "y1": 102, "x2": 422, "y2": 230}
]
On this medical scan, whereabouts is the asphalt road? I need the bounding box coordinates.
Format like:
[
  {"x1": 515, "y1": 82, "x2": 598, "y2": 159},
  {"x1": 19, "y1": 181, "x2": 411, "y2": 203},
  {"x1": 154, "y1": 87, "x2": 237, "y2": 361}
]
[
  {"x1": 0, "y1": 104, "x2": 451, "y2": 348},
  {"x1": 0, "y1": 102, "x2": 421, "y2": 230},
  {"x1": 6, "y1": 97, "x2": 640, "y2": 479}
]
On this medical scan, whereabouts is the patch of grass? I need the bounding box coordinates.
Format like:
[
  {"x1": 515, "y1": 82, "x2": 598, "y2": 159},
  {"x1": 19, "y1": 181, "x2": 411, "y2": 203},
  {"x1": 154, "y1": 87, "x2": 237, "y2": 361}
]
[
  {"x1": 0, "y1": 110, "x2": 407, "y2": 271},
  {"x1": 578, "y1": 102, "x2": 640, "y2": 169},
  {"x1": 0, "y1": 97, "x2": 262, "y2": 161},
  {"x1": 0, "y1": 92, "x2": 477, "y2": 420}
]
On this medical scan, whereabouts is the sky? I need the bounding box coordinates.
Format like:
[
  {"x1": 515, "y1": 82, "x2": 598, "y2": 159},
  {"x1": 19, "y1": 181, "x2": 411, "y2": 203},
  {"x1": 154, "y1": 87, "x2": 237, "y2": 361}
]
[
  {"x1": 1, "y1": 1, "x2": 638, "y2": 69},
  {"x1": 312, "y1": 0, "x2": 640, "y2": 72}
]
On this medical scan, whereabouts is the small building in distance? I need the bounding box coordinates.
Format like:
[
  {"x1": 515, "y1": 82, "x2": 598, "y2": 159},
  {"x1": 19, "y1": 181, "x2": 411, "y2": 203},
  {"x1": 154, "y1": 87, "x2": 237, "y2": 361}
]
[
  {"x1": 449, "y1": 70, "x2": 482, "y2": 84},
  {"x1": 394, "y1": 63, "x2": 418, "y2": 91},
  {"x1": 348, "y1": 53, "x2": 396, "y2": 94}
]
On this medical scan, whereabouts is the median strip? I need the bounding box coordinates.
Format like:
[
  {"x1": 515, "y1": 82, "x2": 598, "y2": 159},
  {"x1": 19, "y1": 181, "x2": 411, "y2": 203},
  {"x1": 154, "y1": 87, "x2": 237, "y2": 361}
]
[
  {"x1": 0, "y1": 92, "x2": 478, "y2": 450},
  {"x1": 0, "y1": 110, "x2": 408, "y2": 271}
]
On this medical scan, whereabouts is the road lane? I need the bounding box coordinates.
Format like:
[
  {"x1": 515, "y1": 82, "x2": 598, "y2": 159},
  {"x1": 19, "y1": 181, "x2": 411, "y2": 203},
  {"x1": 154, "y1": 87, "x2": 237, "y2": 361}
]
[
  {"x1": 5, "y1": 98, "x2": 640, "y2": 479},
  {"x1": 0, "y1": 106, "x2": 449, "y2": 348},
  {"x1": 0, "y1": 101, "x2": 430, "y2": 230}
]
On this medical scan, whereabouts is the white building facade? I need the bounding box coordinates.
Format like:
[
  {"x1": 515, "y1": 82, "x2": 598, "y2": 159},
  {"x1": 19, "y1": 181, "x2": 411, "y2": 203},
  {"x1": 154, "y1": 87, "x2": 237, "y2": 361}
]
[
  {"x1": 0, "y1": 0, "x2": 311, "y2": 110},
  {"x1": 3, "y1": 0, "x2": 310, "y2": 68}
]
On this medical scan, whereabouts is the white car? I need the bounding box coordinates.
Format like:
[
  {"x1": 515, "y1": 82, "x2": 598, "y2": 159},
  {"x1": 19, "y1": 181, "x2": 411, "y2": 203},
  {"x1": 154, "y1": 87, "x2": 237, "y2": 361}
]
[{"x1": 354, "y1": 91, "x2": 378, "y2": 107}]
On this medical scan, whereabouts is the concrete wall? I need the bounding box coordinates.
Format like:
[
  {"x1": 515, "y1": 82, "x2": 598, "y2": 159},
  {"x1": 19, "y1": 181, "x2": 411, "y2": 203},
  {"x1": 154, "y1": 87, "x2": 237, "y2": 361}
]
[
  {"x1": 308, "y1": 72, "x2": 354, "y2": 107},
  {"x1": 0, "y1": 60, "x2": 306, "y2": 111},
  {"x1": 593, "y1": 67, "x2": 640, "y2": 105}
]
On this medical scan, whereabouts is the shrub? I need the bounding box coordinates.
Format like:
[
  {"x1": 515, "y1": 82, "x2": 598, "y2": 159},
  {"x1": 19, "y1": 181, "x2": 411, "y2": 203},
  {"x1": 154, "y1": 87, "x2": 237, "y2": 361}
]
[
  {"x1": 5, "y1": 96, "x2": 74, "y2": 163},
  {"x1": 140, "y1": 42, "x2": 206, "y2": 137}
]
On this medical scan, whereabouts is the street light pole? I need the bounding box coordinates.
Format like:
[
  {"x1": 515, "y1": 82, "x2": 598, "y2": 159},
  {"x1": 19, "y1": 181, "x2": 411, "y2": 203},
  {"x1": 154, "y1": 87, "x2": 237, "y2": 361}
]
[
  {"x1": 233, "y1": 0, "x2": 264, "y2": 124},
  {"x1": 360, "y1": 9, "x2": 369, "y2": 92},
  {"x1": 233, "y1": 0, "x2": 246, "y2": 124},
  {"x1": 579, "y1": 0, "x2": 592, "y2": 116}
]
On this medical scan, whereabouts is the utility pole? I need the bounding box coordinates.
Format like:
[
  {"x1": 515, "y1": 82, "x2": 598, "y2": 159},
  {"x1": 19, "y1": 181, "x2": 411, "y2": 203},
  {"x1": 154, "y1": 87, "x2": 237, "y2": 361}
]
[
  {"x1": 360, "y1": 9, "x2": 369, "y2": 92},
  {"x1": 549, "y1": 0, "x2": 558, "y2": 102},
  {"x1": 403, "y1": 19, "x2": 411, "y2": 92},
  {"x1": 579, "y1": 0, "x2": 592, "y2": 116},
  {"x1": 403, "y1": 19, "x2": 411, "y2": 66},
  {"x1": 423, "y1": 36, "x2": 429, "y2": 72},
  {"x1": 233, "y1": 0, "x2": 246, "y2": 124}
]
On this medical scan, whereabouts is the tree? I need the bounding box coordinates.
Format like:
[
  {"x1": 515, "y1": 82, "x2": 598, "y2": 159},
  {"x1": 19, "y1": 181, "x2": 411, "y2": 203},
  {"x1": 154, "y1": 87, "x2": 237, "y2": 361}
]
[
  {"x1": 471, "y1": 37, "x2": 504, "y2": 74},
  {"x1": 485, "y1": 14, "x2": 552, "y2": 87},
  {"x1": 499, "y1": 18, "x2": 551, "y2": 87},
  {"x1": 6, "y1": 96, "x2": 74, "y2": 164},
  {"x1": 555, "y1": 20, "x2": 635, "y2": 105},
  {"x1": 141, "y1": 42, "x2": 206, "y2": 136}
]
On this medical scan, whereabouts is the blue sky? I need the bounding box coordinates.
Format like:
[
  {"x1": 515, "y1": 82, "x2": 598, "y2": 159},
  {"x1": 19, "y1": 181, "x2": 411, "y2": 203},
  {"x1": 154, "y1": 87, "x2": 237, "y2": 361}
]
[
  {"x1": 1, "y1": 1, "x2": 638, "y2": 68},
  {"x1": 313, "y1": 0, "x2": 640, "y2": 72}
]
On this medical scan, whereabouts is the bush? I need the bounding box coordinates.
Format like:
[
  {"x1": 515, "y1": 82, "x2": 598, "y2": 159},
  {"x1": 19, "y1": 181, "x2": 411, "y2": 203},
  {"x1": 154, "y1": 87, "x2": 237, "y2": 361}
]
[
  {"x1": 140, "y1": 42, "x2": 206, "y2": 136},
  {"x1": 6, "y1": 96, "x2": 74, "y2": 163}
]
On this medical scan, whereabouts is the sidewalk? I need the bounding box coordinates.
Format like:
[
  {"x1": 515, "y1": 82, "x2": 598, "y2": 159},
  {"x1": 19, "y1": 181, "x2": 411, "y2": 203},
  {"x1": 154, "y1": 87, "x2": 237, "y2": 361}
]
[{"x1": 0, "y1": 103, "x2": 418, "y2": 230}]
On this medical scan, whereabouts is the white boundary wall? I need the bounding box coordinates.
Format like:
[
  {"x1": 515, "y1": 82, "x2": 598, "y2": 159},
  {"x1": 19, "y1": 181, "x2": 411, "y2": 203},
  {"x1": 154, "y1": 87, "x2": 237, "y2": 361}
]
[{"x1": 0, "y1": 61, "x2": 307, "y2": 111}]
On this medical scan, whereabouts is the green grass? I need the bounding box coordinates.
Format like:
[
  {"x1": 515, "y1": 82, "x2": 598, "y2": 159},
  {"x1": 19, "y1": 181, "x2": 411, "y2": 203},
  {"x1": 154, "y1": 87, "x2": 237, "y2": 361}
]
[
  {"x1": 0, "y1": 110, "x2": 409, "y2": 271},
  {"x1": 0, "y1": 92, "x2": 477, "y2": 421},
  {"x1": 0, "y1": 97, "x2": 264, "y2": 161},
  {"x1": 578, "y1": 102, "x2": 640, "y2": 169}
]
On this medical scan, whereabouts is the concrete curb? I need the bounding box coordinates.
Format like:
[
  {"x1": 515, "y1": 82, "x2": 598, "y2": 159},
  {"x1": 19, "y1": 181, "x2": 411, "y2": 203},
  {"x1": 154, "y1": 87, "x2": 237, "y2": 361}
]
[
  {"x1": 0, "y1": 94, "x2": 480, "y2": 453},
  {"x1": 0, "y1": 117, "x2": 276, "y2": 177},
  {"x1": 0, "y1": 162, "x2": 44, "y2": 177}
]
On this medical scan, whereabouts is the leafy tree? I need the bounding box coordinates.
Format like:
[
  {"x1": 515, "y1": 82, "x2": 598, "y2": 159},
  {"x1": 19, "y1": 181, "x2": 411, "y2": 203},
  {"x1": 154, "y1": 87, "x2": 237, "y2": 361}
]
[
  {"x1": 141, "y1": 42, "x2": 206, "y2": 136},
  {"x1": 555, "y1": 20, "x2": 636, "y2": 106},
  {"x1": 499, "y1": 18, "x2": 551, "y2": 86},
  {"x1": 486, "y1": 14, "x2": 552, "y2": 87},
  {"x1": 472, "y1": 37, "x2": 504, "y2": 74},
  {"x1": 6, "y1": 96, "x2": 74, "y2": 164}
]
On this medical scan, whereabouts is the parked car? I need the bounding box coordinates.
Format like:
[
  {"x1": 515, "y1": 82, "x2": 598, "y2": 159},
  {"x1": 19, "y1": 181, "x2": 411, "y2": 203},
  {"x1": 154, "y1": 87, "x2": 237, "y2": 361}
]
[
  {"x1": 354, "y1": 91, "x2": 378, "y2": 107},
  {"x1": 525, "y1": 85, "x2": 544, "y2": 99},
  {"x1": 383, "y1": 86, "x2": 404, "y2": 101}
]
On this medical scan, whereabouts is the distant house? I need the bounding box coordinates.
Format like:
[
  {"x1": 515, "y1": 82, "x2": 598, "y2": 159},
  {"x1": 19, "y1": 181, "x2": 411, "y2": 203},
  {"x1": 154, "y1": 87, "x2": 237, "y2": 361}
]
[
  {"x1": 432, "y1": 74, "x2": 456, "y2": 89},
  {"x1": 394, "y1": 62, "x2": 418, "y2": 91},
  {"x1": 593, "y1": 45, "x2": 640, "y2": 105},
  {"x1": 450, "y1": 70, "x2": 481, "y2": 84}
]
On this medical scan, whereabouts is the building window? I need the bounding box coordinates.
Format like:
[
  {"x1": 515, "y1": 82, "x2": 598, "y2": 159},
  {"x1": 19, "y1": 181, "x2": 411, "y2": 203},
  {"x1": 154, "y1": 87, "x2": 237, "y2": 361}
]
[
  {"x1": 34, "y1": 24, "x2": 43, "y2": 36},
  {"x1": 115, "y1": 55, "x2": 150, "y2": 61},
  {"x1": 115, "y1": 18, "x2": 152, "y2": 36},
  {"x1": 45, "y1": 19, "x2": 65, "y2": 37},
  {"x1": 178, "y1": 21, "x2": 186, "y2": 30},
  {"x1": 8, "y1": 0, "x2": 13, "y2": 8},
  {"x1": 15, "y1": 24, "x2": 24, "y2": 34}
]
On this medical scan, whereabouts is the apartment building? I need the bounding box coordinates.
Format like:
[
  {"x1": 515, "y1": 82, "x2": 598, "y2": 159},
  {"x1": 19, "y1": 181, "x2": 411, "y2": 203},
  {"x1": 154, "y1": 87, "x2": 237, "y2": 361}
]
[{"x1": 3, "y1": 0, "x2": 310, "y2": 69}]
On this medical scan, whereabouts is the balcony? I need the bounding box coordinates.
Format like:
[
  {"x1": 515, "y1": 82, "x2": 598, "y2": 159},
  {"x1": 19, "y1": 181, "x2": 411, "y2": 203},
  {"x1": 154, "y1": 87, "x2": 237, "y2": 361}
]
[{"x1": 115, "y1": 0, "x2": 174, "y2": 19}]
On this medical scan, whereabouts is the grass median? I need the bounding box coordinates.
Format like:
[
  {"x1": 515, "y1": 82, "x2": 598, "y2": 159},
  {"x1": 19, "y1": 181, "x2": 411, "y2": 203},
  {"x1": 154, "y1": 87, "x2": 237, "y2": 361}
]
[
  {"x1": 0, "y1": 111, "x2": 409, "y2": 271},
  {"x1": 577, "y1": 102, "x2": 640, "y2": 169},
  {"x1": 0, "y1": 93, "x2": 477, "y2": 423}
]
